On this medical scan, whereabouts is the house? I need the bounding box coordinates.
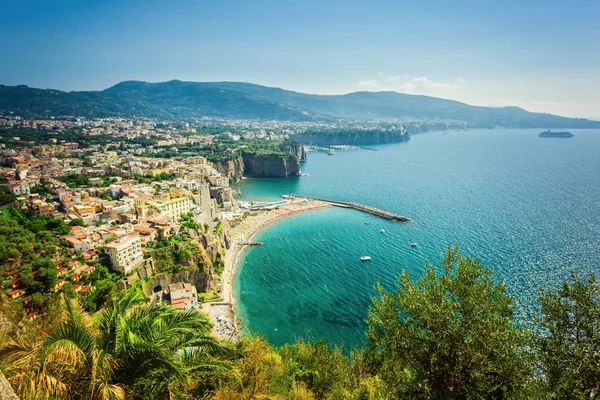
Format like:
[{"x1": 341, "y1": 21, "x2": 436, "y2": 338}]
[
  {"x1": 82, "y1": 265, "x2": 95, "y2": 275},
  {"x1": 133, "y1": 224, "x2": 157, "y2": 246},
  {"x1": 168, "y1": 282, "x2": 198, "y2": 311},
  {"x1": 8, "y1": 182, "x2": 30, "y2": 196},
  {"x1": 79, "y1": 285, "x2": 93, "y2": 295},
  {"x1": 65, "y1": 236, "x2": 91, "y2": 252},
  {"x1": 8, "y1": 288, "x2": 24, "y2": 299},
  {"x1": 9, "y1": 278, "x2": 22, "y2": 289},
  {"x1": 70, "y1": 273, "x2": 82, "y2": 281}
]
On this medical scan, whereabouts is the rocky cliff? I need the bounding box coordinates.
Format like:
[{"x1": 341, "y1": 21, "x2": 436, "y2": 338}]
[
  {"x1": 142, "y1": 229, "x2": 230, "y2": 297},
  {"x1": 215, "y1": 156, "x2": 244, "y2": 179},
  {"x1": 215, "y1": 141, "x2": 304, "y2": 178},
  {"x1": 242, "y1": 153, "x2": 302, "y2": 178},
  {"x1": 294, "y1": 130, "x2": 410, "y2": 146},
  {"x1": 293, "y1": 121, "x2": 469, "y2": 146}
]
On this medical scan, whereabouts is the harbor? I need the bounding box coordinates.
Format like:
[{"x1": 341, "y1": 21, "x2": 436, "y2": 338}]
[{"x1": 282, "y1": 194, "x2": 412, "y2": 222}]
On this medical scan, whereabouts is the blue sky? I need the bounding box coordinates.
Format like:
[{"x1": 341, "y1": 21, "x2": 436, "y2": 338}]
[{"x1": 1, "y1": 0, "x2": 599, "y2": 117}]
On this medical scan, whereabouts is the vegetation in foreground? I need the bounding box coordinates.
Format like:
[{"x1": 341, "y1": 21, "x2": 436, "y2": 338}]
[{"x1": 1, "y1": 245, "x2": 600, "y2": 399}]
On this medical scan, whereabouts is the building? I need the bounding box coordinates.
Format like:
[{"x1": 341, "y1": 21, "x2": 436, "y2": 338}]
[
  {"x1": 169, "y1": 282, "x2": 198, "y2": 311},
  {"x1": 8, "y1": 182, "x2": 30, "y2": 196},
  {"x1": 104, "y1": 235, "x2": 144, "y2": 275},
  {"x1": 146, "y1": 196, "x2": 191, "y2": 219},
  {"x1": 65, "y1": 236, "x2": 91, "y2": 252}
]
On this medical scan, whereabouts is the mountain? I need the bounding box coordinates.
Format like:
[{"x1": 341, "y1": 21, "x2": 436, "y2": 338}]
[{"x1": 0, "y1": 80, "x2": 598, "y2": 128}]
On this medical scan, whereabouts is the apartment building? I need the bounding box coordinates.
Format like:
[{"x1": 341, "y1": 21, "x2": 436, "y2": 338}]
[
  {"x1": 105, "y1": 235, "x2": 144, "y2": 275},
  {"x1": 146, "y1": 196, "x2": 190, "y2": 219}
]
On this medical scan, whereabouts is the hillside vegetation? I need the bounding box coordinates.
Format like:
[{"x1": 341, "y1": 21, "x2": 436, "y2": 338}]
[
  {"x1": 1, "y1": 245, "x2": 600, "y2": 399},
  {"x1": 1, "y1": 81, "x2": 599, "y2": 128}
]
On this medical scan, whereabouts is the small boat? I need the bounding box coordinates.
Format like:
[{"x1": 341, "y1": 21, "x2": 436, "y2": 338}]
[
  {"x1": 321, "y1": 239, "x2": 326, "y2": 242},
  {"x1": 411, "y1": 242, "x2": 417, "y2": 247},
  {"x1": 380, "y1": 229, "x2": 386, "y2": 233},
  {"x1": 360, "y1": 256, "x2": 371, "y2": 261},
  {"x1": 364, "y1": 222, "x2": 369, "y2": 225},
  {"x1": 328, "y1": 148, "x2": 335, "y2": 155}
]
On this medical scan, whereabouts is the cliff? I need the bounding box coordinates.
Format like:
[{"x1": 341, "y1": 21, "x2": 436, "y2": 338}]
[
  {"x1": 215, "y1": 156, "x2": 244, "y2": 179},
  {"x1": 294, "y1": 130, "x2": 410, "y2": 147},
  {"x1": 142, "y1": 229, "x2": 230, "y2": 297},
  {"x1": 214, "y1": 141, "x2": 304, "y2": 178},
  {"x1": 293, "y1": 121, "x2": 469, "y2": 146},
  {"x1": 242, "y1": 153, "x2": 302, "y2": 178}
]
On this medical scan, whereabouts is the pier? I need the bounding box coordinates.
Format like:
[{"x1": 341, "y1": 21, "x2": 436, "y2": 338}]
[{"x1": 282, "y1": 194, "x2": 412, "y2": 222}]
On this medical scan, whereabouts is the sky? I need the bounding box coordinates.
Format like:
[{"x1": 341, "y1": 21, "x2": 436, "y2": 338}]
[{"x1": 1, "y1": 0, "x2": 599, "y2": 118}]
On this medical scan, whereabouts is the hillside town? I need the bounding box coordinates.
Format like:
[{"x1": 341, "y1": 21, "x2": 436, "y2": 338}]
[
  {"x1": 0, "y1": 115, "x2": 315, "y2": 332},
  {"x1": 0, "y1": 113, "x2": 418, "y2": 335}
]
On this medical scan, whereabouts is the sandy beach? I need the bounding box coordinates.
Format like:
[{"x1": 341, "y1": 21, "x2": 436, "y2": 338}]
[{"x1": 202, "y1": 199, "x2": 331, "y2": 341}]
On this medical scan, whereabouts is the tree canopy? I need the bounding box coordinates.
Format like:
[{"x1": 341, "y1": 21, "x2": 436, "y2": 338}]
[{"x1": 365, "y1": 244, "x2": 533, "y2": 399}]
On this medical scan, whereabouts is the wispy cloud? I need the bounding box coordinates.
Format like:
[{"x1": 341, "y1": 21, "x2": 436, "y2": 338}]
[
  {"x1": 357, "y1": 80, "x2": 379, "y2": 87},
  {"x1": 357, "y1": 73, "x2": 466, "y2": 96}
]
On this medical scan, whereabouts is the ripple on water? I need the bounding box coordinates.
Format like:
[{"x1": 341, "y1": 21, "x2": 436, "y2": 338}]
[{"x1": 234, "y1": 129, "x2": 600, "y2": 348}]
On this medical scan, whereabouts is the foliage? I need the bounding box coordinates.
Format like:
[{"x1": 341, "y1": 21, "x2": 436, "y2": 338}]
[
  {"x1": 4, "y1": 244, "x2": 600, "y2": 399},
  {"x1": 70, "y1": 218, "x2": 86, "y2": 227},
  {"x1": 537, "y1": 273, "x2": 600, "y2": 399},
  {"x1": 365, "y1": 244, "x2": 533, "y2": 399},
  {"x1": 0, "y1": 285, "x2": 234, "y2": 399}
]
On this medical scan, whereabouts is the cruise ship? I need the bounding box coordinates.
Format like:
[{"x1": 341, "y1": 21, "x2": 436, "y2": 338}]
[{"x1": 539, "y1": 130, "x2": 574, "y2": 138}]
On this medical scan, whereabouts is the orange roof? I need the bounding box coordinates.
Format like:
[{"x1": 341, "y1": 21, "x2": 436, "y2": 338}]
[{"x1": 65, "y1": 237, "x2": 82, "y2": 245}]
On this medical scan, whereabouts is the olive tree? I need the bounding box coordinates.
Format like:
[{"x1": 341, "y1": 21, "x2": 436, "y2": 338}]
[{"x1": 365, "y1": 245, "x2": 533, "y2": 399}]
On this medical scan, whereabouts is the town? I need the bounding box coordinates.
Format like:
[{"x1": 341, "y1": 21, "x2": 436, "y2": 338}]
[{"x1": 0, "y1": 114, "x2": 337, "y2": 338}]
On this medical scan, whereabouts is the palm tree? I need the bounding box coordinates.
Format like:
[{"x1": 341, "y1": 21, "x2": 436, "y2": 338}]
[{"x1": 0, "y1": 285, "x2": 234, "y2": 399}]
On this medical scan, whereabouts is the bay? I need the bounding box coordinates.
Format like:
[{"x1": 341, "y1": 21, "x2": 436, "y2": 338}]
[{"x1": 233, "y1": 128, "x2": 600, "y2": 349}]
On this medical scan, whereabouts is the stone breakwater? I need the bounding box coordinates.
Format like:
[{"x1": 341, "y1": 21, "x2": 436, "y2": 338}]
[{"x1": 282, "y1": 194, "x2": 412, "y2": 222}]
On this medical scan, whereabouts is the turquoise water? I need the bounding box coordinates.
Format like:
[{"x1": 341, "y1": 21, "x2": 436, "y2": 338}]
[{"x1": 233, "y1": 129, "x2": 600, "y2": 349}]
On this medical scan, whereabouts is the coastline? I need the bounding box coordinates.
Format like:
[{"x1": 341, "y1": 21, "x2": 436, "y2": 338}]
[{"x1": 202, "y1": 199, "x2": 331, "y2": 341}]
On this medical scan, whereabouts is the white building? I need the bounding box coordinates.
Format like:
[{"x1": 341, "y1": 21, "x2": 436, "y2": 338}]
[
  {"x1": 105, "y1": 235, "x2": 144, "y2": 275},
  {"x1": 146, "y1": 196, "x2": 191, "y2": 219}
]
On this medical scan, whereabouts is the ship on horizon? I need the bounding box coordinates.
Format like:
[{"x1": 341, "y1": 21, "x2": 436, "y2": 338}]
[{"x1": 539, "y1": 130, "x2": 574, "y2": 138}]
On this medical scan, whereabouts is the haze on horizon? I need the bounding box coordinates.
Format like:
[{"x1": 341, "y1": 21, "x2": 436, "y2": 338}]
[{"x1": 2, "y1": 0, "x2": 599, "y2": 119}]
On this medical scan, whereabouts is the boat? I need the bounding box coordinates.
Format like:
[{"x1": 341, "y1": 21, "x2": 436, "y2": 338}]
[
  {"x1": 364, "y1": 222, "x2": 369, "y2": 225},
  {"x1": 327, "y1": 148, "x2": 335, "y2": 155},
  {"x1": 380, "y1": 229, "x2": 386, "y2": 233},
  {"x1": 539, "y1": 130, "x2": 574, "y2": 138},
  {"x1": 411, "y1": 242, "x2": 417, "y2": 247},
  {"x1": 360, "y1": 256, "x2": 371, "y2": 261}
]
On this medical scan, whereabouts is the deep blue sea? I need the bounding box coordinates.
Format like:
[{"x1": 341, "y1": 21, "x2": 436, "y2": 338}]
[{"x1": 233, "y1": 129, "x2": 600, "y2": 349}]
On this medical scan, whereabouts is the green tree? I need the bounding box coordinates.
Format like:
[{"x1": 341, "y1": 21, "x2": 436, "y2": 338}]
[
  {"x1": 0, "y1": 193, "x2": 17, "y2": 205},
  {"x1": 70, "y1": 217, "x2": 86, "y2": 227},
  {"x1": 365, "y1": 245, "x2": 533, "y2": 399},
  {"x1": 35, "y1": 258, "x2": 58, "y2": 291},
  {"x1": 0, "y1": 285, "x2": 234, "y2": 400},
  {"x1": 537, "y1": 273, "x2": 600, "y2": 399}
]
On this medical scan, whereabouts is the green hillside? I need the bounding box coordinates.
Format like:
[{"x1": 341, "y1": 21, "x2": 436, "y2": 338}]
[{"x1": 1, "y1": 80, "x2": 599, "y2": 128}]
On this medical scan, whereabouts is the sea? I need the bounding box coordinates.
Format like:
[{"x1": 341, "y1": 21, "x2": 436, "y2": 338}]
[{"x1": 232, "y1": 128, "x2": 600, "y2": 350}]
